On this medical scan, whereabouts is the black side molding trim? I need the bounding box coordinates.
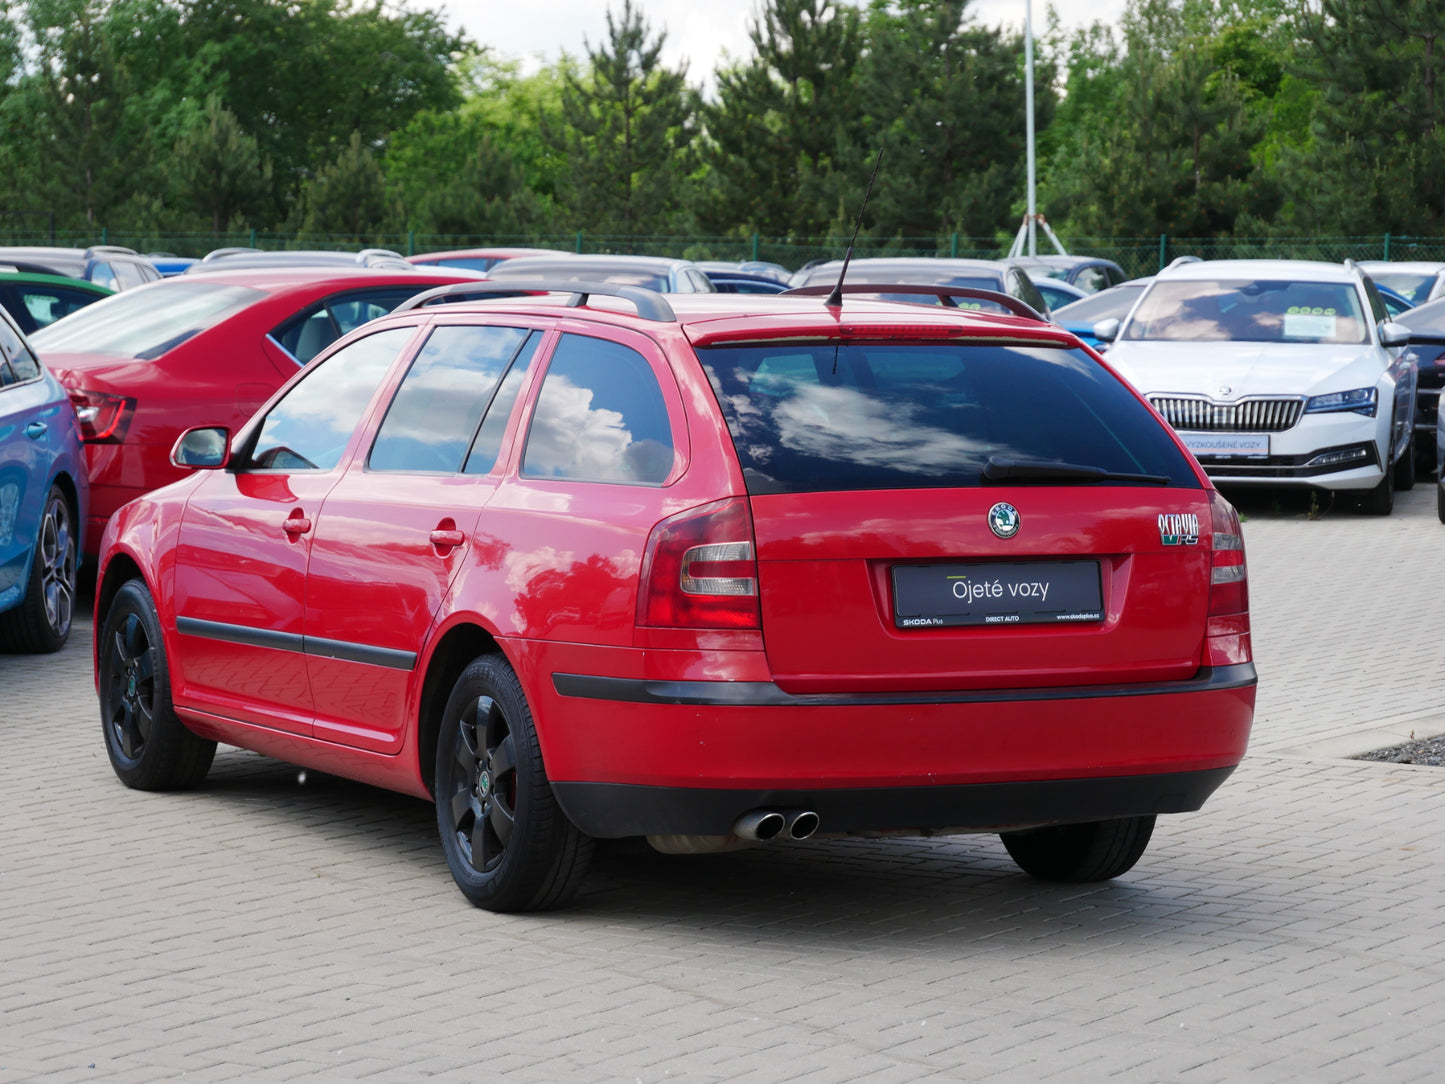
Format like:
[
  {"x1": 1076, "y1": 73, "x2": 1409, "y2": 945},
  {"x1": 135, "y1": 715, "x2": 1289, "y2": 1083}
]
[
  {"x1": 176, "y1": 617, "x2": 417, "y2": 672},
  {"x1": 552, "y1": 663, "x2": 1257, "y2": 708},
  {"x1": 177, "y1": 616, "x2": 300, "y2": 653}
]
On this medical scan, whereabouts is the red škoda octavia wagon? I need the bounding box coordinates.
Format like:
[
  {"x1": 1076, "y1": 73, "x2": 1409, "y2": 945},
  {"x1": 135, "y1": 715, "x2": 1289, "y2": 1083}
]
[{"x1": 94, "y1": 282, "x2": 1255, "y2": 912}]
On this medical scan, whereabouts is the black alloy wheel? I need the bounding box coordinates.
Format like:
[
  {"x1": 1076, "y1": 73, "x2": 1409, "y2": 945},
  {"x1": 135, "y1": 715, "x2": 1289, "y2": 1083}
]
[
  {"x1": 99, "y1": 580, "x2": 215, "y2": 790},
  {"x1": 0, "y1": 485, "x2": 77, "y2": 652},
  {"x1": 434, "y1": 654, "x2": 592, "y2": 912},
  {"x1": 448, "y1": 692, "x2": 518, "y2": 875}
]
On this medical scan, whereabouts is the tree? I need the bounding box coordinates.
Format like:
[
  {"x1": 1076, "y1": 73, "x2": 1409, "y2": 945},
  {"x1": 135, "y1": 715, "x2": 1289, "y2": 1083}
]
[
  {"x1": 859, "y1": 0, "x2": 1053, "y2": 239},
  {"x1": 172, "y1": 97, "x2": 273, "y2": 233},
  {"x1": 549, "y1": 0, "x2": 698, "y2": 235},
  {"x1": 1269, "y1": 0, "x2": 1445, "y2": 233},
  {"x1": 297, "y1": 131, "x2": 392, "y2": 240},
  {"x1": 702, "y1": 0, "x2": 867, "y2": 237},
  {"x1": 1038, "y1": 0, "x2": 1282, "y2": 238}
]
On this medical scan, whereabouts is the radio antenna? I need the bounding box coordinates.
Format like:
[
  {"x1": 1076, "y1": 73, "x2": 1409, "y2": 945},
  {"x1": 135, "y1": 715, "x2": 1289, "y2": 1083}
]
[{"x1": 825, "y1": 146, "x2": 884, "y2": 309}]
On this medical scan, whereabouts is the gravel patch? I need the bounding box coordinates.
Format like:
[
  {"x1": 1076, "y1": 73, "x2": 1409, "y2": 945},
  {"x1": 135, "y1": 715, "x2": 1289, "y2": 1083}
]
[{"x1": 1354, "y1": 734, "x2": 1445, "y2": 766}]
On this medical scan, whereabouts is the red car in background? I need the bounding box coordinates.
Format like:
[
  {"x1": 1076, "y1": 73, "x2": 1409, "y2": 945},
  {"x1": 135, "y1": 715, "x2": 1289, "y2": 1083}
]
[
  {"x1": 91, "y1": 280, "x2": 1255, "y2": 912},
  {"x1": 31, "y1": 267, "x2": 477, "y2": 553}
]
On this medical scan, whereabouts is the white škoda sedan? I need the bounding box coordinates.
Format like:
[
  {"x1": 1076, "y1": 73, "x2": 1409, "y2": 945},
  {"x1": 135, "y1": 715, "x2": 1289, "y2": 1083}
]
[{"x1": 1096, "y1": 260, "x2": 1417, "y2": 515}]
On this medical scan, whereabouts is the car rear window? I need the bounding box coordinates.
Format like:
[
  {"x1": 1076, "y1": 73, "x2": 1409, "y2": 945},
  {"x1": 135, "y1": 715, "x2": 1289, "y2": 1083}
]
[
  {"x1": 1123, "y1": 279, "x2": 1369, "y2": 344},
  {"x1": 701, "y1": 342, "x2": 1198, "y2": 494},
  {"x1": 31, "y1": 281, "x2": 263, "y2": 358}
]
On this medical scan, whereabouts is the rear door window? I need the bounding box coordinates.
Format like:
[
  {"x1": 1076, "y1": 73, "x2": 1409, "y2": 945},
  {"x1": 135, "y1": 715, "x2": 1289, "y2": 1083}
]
[
  {"x1": 701, "y1": 341, "x2": 1197, "y2": 493},
  {"x1": 17, "y1": 284, "x2": 102, "y2": 330},
  {"x1": 522, "y1": 333, "x2": 674, "y2": 485},
  {"x1": 0, "y1": 316, "x2": 40, "y2": 382},
  {"x1": 368, "y1": 325, "x2": 538, "y2": 474},
  {"x1": 272, "y1": 288, "x2": 425, "y2": 365}
]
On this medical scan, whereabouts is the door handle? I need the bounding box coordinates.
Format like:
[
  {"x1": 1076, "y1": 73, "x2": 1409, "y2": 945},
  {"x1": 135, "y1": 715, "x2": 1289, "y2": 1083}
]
[
  {"x1": 282, "y1": 515, "x2": 311, "y2": 536},
  {"x1": 25, "y1": 421, "x2": 47, "y2": 440},
  {"x1": 429, "y1": 529, "x2": 465, "y2": 547}
]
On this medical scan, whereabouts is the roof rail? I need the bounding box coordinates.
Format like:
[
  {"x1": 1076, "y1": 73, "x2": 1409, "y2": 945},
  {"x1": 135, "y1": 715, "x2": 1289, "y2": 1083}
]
[
  {"x1": 783, "y1": 283, "x2": 1046, "y2": 322},
  {"x1": 86, "y1": 245, "x2": 140, "y2": 256},
  {"x1": 394, "y1": 279, "x2": 677, "y2": 322},
  {"x1": 201, "y1": 247, "x2": 262, "y2": 262},
  {"x1": 1165, "y1": 255, "x2": 1202, "y2": 270}
]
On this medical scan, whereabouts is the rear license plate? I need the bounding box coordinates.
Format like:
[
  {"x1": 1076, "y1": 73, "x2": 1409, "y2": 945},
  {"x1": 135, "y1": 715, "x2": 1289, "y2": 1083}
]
[
  {"x1": 1179, "y1": 431, "x2": 1270, "y2": 457},
  {"x1": 893, "y1": 561, "x2": 1103, "y2": 628}
]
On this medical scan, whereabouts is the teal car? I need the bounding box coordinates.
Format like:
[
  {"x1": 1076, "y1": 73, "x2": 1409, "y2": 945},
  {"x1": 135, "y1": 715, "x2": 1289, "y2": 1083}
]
[{"x1": 0, "y1": 270, "x2": 113, "y2": 335}]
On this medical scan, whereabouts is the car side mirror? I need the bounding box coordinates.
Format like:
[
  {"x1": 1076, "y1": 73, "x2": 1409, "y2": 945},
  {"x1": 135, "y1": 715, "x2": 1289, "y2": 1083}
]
[
  {"x1": 171, "y1": 426, "x2": 232, "y2": 469},
  {"x1": 1378, "y1": 321, "x2": 1412, "y2": 348},
  {"x1": 1093, "y1": 318, "x2": 1121, "y2": 343}
]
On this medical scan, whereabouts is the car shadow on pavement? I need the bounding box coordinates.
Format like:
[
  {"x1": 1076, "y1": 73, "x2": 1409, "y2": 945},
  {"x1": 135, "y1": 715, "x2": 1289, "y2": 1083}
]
[{"x1": 187, "y1": 749, "x2": 1255, "y2": 950}]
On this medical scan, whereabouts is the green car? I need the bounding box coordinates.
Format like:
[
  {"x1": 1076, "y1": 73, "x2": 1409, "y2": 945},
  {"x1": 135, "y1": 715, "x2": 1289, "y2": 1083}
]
[{"x1": 0, "y1": 269, "x2": 113, "y2": 335}]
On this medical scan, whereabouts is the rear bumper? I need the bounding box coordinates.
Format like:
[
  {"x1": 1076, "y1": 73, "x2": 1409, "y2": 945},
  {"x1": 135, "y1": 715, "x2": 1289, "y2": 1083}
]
[
  {"x1": 553, "y1": 767, "x2": 1237, "y2": 838},
  {"x1": 530, "y1": 659, "x2": 1256, "y2": 836}
]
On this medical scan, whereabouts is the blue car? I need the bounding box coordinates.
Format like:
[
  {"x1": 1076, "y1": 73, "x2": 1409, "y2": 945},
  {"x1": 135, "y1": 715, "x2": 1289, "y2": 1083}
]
[{"x1": 0, "y1": 305, "x2": 86, "y2": 651}]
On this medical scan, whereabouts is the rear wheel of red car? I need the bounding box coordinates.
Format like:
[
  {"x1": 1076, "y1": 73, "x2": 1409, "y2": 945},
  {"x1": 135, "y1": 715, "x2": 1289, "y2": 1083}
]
[
  {"x1": 99, "y1": 579, "x2": 216, "y2": 790},
  {"x1": 0, "y1": 485, "x2": 77, "y2": 653},
  {"x1": 1000, "y1": 815, "x2": 1156, "y2": 882},
  {"x1": 434, "y1": 653, "x2": 593, "y2": 912}
]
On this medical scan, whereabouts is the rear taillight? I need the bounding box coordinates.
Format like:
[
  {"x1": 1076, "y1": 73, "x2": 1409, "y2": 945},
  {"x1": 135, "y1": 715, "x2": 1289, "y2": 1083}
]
[
  {"x1": 66, "y1": 388, "x2": 133, "y2": 443},
  {"x1": 1205, "y1": 489, "x2": 1251, "y2": 665},
  {"x1": 637, "y1": 497, "x2": 760, "y2": 629}
]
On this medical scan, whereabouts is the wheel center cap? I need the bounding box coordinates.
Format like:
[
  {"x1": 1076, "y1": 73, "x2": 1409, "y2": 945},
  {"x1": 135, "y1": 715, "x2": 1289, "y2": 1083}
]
[{"x1": 479, "y1": 770, "x2": 491, "y2": 795}]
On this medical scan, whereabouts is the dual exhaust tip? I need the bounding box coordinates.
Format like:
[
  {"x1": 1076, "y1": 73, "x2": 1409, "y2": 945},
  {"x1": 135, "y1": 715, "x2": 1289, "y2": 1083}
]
[{"x1": 734, "y1": 808, "x2": 819, "y2": 842}]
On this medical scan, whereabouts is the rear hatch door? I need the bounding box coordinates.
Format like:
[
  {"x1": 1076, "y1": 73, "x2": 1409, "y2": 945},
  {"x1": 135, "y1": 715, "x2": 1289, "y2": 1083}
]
[{"x1": 697, "y1": 334, "x2": 1211, "y2": 694}]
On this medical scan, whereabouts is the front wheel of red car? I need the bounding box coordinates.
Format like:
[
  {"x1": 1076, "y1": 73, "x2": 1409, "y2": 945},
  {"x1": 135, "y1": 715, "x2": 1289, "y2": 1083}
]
[
  {"x1": 99, "y1": 579, "x2": 216, "y2": 790},
  {"x1": 434, "y1": 653, "x2": 593, "y2": 912},
  {"x1": 1000, "y1": 815, "x2": 1156, "y2": 882}
]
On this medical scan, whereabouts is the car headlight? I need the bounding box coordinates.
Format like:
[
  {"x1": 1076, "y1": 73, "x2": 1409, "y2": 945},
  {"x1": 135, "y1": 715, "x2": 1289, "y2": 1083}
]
[{"x1": 1304, "y1": 387, "x2": 1377, "y2": 416}]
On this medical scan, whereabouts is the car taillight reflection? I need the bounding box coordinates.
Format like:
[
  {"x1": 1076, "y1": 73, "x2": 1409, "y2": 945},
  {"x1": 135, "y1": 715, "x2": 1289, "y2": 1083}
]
[
  {"x1": 637, "y1": 497, "x2": 760, "y2": 629},
  {"x1": 66, "y1": 388, "x2": 134, "y2": 443},
  {"x1": 1205, "y1": 489, "x2": 1250, "y2": 665}
]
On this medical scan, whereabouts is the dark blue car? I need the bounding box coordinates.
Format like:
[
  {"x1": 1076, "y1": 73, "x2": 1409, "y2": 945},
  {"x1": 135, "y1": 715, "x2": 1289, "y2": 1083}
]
[{"x1": 0, "y1": 305, "x2": 86, "y2": 651}]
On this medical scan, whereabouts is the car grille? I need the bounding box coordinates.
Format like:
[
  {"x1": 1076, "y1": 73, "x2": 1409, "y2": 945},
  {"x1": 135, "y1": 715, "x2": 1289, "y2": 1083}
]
[{"x1": 1147, "y1": 395, "x2": 1304, "y2": 433}]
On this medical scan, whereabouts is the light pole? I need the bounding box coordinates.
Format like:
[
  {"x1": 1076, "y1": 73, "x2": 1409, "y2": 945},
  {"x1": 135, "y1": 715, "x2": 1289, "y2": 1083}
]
[{"x1": 1024, "y1": 0, "x2": 1036, "y2": 257}]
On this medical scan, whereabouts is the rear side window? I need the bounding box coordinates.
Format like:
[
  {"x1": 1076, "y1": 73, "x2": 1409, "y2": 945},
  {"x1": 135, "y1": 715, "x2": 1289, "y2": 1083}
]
[
  {"x1": 246, "y1": 327, "x2": 413, "y2": 471},
  {"x1": 702, "y1": 342, "x2": 1198, "y2": 494},
  {"x1": 522, "y1": 333, "x2": 674, "y2": 485},
  {"x1": 368, "y1": 325, "x2": 535, "y2": 474},
  {"x1": 31, "y1": 281, "x2": 263, "y2": 358}
]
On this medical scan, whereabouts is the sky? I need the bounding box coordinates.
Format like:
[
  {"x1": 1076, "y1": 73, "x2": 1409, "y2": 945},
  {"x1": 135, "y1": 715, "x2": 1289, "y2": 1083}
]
[{"x1": 436, "y1": 0, "x2": 1131, "y2": 89}]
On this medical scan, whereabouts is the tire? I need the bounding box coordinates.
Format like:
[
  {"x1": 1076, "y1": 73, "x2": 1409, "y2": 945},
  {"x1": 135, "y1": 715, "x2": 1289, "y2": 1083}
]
[
  {"x1": 1001, "y1": 815, "x2": 1156, "y2": 882},
  {"x1": 99, "y1": 579, "x2": 216, "y2": 790},
  {"x1": 1357, "y1": 470, "x2": 1394, "y2": 515},
  {"x1": 434, "y1": 653, "x2": 593, "y2": 912},
  {"x1": 0, "y1": 484, "x2": 77, "y2": 653},
  {"x1": 1393, "y1": 433, "x2": 1416, "y2": 491},
  {"x1": 1437, "y1": 479, "x2": 1445, "y2": 524}
]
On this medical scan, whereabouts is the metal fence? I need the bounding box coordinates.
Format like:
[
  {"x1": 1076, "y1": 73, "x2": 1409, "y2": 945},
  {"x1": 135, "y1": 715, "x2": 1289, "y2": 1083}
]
[{"x1": 2, "y1": 223, "x2": 1443, "y2": 277}]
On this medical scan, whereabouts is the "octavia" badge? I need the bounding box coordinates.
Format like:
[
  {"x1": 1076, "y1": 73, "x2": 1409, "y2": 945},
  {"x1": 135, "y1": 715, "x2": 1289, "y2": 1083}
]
[
  {"x1": 1158, "y1": 512, "x2": 1200, "y2": 545},
  {"x1": 988, "y1": 502, "x2": 1021, "y2": 539}
]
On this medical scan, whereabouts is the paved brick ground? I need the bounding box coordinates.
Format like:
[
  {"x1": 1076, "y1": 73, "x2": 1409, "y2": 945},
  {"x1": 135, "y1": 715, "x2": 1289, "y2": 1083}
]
[{"x1": 3, "y1": 485, "x2": 1444, "y2": 1082}]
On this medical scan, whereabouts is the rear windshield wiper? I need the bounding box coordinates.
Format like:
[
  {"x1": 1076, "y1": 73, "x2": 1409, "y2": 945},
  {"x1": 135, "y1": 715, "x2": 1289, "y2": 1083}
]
[{"x1": 983, "y1": 456, "x2": 1171, "y2": 486}]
